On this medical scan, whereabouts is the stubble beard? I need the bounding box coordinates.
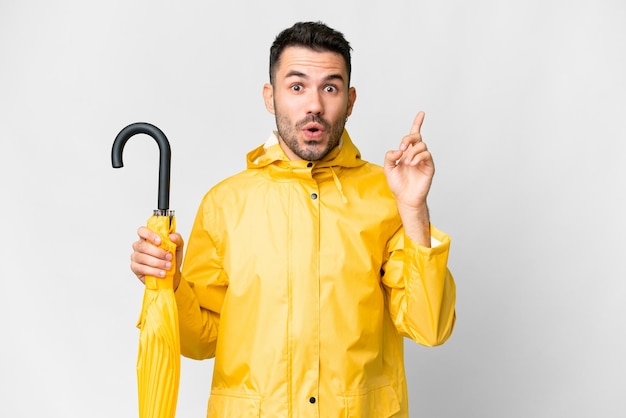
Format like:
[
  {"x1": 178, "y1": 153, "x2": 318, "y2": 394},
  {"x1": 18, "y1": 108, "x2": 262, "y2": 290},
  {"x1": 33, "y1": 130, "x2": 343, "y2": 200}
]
[{"x1": 275, "y1": 110, "x2": 347, "y2": 161}]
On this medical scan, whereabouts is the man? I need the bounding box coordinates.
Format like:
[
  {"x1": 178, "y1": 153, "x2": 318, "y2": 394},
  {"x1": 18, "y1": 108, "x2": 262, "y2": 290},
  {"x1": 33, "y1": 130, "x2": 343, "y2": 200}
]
[{"x1": 131, "y1": 21, "x2": 456, "y2": 417}]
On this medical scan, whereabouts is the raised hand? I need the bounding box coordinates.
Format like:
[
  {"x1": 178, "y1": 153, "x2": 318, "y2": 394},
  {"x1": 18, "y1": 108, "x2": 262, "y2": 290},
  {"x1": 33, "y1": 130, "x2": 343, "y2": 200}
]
[{"x1": 383, "y1": 111, "x2": 434, "y2": 245}]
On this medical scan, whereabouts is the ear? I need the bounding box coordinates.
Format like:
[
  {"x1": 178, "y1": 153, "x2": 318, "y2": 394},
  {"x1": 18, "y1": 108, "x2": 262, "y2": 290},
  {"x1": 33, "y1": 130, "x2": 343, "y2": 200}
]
[
  {"x1": 263, "y1": 83, "x2": 275, "y2": 114},
  {"x1": 346, "y1": 86, "x2": 357, "y2": 117}
]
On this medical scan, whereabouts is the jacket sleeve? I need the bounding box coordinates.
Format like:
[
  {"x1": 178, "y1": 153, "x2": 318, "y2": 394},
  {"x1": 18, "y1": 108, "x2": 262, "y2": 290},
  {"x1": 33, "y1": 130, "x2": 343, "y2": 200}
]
[
  {"x1": 174, "y1": 193, "x2": 226, "y2": 360},
  {"x1": 381, "y1": 225, "x2": 456, "y2": 346}
]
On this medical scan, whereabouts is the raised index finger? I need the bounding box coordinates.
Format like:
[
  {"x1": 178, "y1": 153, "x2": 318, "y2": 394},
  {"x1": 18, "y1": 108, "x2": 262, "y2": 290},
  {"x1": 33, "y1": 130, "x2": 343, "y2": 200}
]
[{"x1": 410, "y1": 111, "x2": 426, "y2": 135}]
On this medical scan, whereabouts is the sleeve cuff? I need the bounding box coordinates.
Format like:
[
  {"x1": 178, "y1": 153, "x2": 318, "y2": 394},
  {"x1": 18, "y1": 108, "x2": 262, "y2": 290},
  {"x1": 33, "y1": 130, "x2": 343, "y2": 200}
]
[{"x1": 405, "y1": 224, "x2": 451, "y2": 254}]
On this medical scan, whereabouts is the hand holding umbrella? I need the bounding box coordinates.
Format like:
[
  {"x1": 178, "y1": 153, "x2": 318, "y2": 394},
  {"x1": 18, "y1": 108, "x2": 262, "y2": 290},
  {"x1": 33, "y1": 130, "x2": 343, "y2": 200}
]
[{"x1": 112, "y1": 122, "x2": 180, "y2": 418}]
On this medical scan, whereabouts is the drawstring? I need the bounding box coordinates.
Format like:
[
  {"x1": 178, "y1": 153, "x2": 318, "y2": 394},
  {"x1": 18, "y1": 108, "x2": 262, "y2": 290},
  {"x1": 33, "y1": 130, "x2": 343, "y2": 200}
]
[{"x1": 330, "y1": 167, "x2": 348, "y2": 204}]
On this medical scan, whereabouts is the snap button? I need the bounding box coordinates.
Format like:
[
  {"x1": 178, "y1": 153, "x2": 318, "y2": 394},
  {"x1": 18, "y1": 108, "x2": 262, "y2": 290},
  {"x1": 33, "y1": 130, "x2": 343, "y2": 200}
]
[
  {"x1": 309, "y1": 397, "x2": 316, "y2": 404},
  {"x1": 311, "y1": 193, "x2": 318, "y2": 200}
]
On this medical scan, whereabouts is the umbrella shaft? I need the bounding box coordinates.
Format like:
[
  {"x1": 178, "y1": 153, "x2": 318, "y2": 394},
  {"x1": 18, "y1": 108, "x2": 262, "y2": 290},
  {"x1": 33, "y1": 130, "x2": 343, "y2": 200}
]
[{"x1": 153, "y1": 209, "x2": 175, "y2": 217}]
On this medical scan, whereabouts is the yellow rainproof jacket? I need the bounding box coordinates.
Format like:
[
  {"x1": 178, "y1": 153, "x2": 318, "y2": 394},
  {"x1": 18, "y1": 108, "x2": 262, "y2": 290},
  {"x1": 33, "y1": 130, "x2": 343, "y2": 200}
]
[{"x1": 174, "y1": 130, "x2": 456, "y2": 417}]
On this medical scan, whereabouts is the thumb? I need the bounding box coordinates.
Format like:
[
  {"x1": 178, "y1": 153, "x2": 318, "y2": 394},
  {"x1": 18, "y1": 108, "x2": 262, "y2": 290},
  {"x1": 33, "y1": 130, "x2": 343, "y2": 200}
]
[
  {"x1": 170, "y1": 233, "x2": 185, "y2": 270},
  {"x1": 384, "y1": 149, "x2": 402, "y2": 171},
  {"x1": 169, "y1": 232, "x2": 184, "y2": 246},
  {"x1": 169, "y1": 233, "x2": 185, "y2": 257}
]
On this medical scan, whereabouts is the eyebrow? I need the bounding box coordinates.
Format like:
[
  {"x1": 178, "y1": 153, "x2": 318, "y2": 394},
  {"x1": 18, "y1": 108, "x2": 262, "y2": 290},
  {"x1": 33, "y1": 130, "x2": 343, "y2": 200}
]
[{"x1": 285, "y1": 71, "x2": 346, "y2": 84}]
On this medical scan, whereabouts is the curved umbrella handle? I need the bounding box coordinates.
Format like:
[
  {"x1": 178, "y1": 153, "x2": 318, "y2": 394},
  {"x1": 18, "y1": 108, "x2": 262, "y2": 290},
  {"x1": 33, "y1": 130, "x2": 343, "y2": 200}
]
[{"x1": 112, "y1": 122, "x2": 171, "y2": 211}]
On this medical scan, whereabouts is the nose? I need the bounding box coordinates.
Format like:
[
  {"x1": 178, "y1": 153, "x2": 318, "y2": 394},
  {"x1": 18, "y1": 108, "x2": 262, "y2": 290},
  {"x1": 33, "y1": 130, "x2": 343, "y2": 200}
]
[{"x1": 306, "y1": 90, "x2": 323, "y2": 115}]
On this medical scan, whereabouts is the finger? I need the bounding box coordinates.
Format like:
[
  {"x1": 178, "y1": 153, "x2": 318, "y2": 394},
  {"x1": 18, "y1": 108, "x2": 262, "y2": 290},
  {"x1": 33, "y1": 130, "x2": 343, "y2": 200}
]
[
  {"x1": 133, "y1": 238, "x2": 173, "y2": 261},
  {"x1": 407, "y1": 150, "x2": 433, "y2": 167},
  {"x1": 409, "y1": 111, "x2": 425, "y2": 135},
  {"x1": 402, "y1": 142, "x2": 428, "y2": 164},
  {"x1": 131, "y1": 260, "x2": 168, "y2": 279},
  {"x1": 400, "y1": 117, "x2": 424, "y2": 151},
  {"x1": 132, "y1": 251, "x2": 172, "y2": 272},
  {"x1": 137, "y1": 226, "x2": 162, "y2": 246}
]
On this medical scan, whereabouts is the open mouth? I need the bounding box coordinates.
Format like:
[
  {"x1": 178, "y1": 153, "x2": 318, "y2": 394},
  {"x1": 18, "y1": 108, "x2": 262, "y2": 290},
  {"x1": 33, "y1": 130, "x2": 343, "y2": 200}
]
[
  {"x1": 302, "y1": 125, "x2": 324, "y2": 141},
  {"x1": 302, "y1": 122, "x2": 325, "y2": 135}
]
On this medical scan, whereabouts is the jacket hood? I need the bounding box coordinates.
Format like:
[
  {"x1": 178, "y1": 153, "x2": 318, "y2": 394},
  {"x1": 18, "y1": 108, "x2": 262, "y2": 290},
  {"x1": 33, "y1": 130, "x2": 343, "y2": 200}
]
[{"x1": 246, "y1": 129, "x2": 367, "y2": 171}]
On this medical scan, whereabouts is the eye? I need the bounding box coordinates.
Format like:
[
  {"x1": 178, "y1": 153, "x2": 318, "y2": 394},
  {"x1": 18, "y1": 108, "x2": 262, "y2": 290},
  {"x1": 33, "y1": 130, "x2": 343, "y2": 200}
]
[
  {"x1": 290, "y1": 84, "x2": 303, "y2": 92},
  {"x1": 324, "y1": 85, "x2": 338, "y2": 93}
]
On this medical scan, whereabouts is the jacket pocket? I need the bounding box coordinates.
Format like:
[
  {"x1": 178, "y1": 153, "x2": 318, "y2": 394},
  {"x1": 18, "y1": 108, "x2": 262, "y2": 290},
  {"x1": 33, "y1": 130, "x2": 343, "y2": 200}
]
[
  {"x1": 342, "y1": 384, "x2": 401, "y2": 418},
  {"x1": 206, "y1": 390, "x2": 261, "y2": 418}
]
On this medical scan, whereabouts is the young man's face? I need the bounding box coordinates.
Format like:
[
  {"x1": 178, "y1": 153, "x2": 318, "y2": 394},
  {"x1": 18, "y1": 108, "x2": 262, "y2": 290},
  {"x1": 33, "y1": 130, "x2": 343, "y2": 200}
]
[{"x1": 263, "y1": 46, "x2": 357, "y2": 161}]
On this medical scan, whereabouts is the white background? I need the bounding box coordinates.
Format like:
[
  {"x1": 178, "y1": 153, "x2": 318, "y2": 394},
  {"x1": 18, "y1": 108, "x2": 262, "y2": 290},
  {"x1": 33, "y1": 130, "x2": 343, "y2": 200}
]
[{"x1": 1, "y1": 0, "x2": 624, "y2": 417}]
